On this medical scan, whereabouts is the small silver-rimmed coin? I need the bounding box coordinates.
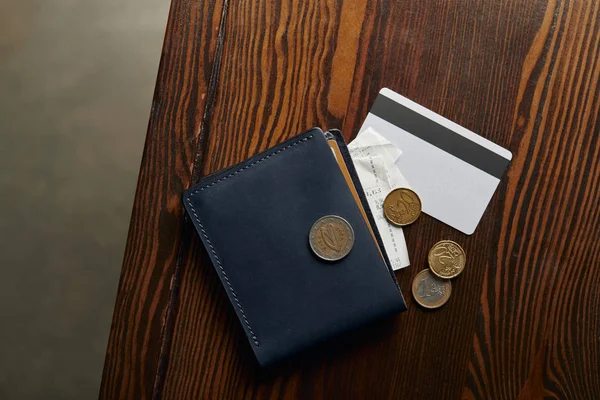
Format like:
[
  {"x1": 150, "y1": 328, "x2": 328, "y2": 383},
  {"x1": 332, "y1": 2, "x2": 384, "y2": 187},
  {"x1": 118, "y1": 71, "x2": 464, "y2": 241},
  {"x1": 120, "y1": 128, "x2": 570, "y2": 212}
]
[
  {"x1": 412, "y1": 269, "x2": 452, "y2": 309},
  {"x1": 309, "y1": 215, "x2": 354, "y2": 261}
]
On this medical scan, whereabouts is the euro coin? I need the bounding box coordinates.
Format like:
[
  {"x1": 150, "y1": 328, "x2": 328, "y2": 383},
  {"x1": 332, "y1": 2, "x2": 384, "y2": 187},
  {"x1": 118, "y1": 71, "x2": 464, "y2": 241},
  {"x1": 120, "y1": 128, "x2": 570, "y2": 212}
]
[
  {"x1": 309, "y1": 215, "x2": 354, "y2": 261},
  {"x1": 428, "y1": 240, "x2": 466, "y2": 279},
  {"x1": 412, "y1": 269, "x2": 452, "y2": 309},
  {"x1": 383, "y1": 188, "x2": 422, "y2": 226}
]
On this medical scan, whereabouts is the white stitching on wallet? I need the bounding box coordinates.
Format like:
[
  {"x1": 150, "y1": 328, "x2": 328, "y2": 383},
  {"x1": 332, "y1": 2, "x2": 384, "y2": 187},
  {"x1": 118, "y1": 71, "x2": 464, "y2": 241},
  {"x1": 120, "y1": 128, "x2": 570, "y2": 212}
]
[
  {"x1": 192, "y1": 135, "x2": 312, "y2": 193},
  {"x1": 186, "y1": 134, "x2": 314, "y2": 347}
]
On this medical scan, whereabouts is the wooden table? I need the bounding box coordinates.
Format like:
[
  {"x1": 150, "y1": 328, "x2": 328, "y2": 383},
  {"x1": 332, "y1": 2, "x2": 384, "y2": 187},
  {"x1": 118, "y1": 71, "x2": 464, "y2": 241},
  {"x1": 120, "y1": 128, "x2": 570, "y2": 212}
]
[{"x1": 100, "y1": 0, "x2": 600, "y2": 398}]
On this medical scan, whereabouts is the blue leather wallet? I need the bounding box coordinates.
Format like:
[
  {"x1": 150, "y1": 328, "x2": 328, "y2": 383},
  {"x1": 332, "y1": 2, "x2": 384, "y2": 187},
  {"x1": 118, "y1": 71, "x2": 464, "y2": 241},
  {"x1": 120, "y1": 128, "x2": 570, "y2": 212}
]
[{"x1": 183, "y1": 127, "x2": 407, "y2": 366}]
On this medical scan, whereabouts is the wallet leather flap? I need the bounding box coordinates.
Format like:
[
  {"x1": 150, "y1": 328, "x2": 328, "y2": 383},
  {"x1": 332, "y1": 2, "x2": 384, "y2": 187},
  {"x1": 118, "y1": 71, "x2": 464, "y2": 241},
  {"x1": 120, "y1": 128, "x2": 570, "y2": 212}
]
[{"x1": 183, "y1": 128, "x2": 406, "y2": 366}]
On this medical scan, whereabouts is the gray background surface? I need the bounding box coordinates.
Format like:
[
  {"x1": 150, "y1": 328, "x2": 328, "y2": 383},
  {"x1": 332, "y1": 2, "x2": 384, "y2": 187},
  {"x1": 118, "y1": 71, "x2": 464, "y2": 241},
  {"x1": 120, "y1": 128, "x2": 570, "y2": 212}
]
[{"x1": 0, "y1": 1, "x2": 169, "y2": 398}]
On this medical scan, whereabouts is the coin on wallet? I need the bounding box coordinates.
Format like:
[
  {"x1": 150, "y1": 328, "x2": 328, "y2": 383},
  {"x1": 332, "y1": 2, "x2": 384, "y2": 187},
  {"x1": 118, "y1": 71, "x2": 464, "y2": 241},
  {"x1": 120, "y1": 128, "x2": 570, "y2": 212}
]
[
  {"x1": 309, "y1": 215, "x2": 354, "y2": 261},
  {"x1": 428, "y1": 240, "x2": 466, "y2": 279},
  {"x1": 412, "y1": 269, "x2": 452, "y2": 309},
  {"x1": 383, "y1": 188, "x2": 422, "y2": 226}
]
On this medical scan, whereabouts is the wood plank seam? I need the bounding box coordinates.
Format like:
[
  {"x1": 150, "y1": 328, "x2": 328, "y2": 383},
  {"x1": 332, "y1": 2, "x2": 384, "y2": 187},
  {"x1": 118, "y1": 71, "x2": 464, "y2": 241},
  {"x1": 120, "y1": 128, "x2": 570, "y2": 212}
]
[
  {"x1": 192, "y1": 0, "x2": 232, "y2": 184},
  {"x1": 150, "y1": 1, "x2": 231, "y2": 398}
]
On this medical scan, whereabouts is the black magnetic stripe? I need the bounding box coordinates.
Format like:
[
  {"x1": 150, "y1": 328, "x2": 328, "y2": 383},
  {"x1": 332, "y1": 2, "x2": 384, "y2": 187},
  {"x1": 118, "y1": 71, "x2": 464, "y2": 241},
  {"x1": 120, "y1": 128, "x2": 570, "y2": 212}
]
[{"x1": 370, "y1": 94, "x2": 510, "y2": 179}]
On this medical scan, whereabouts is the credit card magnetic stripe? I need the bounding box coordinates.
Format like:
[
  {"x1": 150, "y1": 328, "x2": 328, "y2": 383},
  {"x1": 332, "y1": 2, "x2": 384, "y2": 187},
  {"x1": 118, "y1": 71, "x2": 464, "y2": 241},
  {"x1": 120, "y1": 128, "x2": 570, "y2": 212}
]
[{"x1": 370, "y1": 94, "x2": 511, "y2": 179}]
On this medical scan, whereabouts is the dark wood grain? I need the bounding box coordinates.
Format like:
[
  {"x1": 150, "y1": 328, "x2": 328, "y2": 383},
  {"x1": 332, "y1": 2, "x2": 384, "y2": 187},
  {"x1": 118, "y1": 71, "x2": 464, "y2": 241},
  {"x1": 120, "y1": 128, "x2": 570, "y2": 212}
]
[
  {"x1": 463, "y1": 1, "x2": 600, "y2": 398},
  {"x1": 99, "y1": 0, "x2": 226, "y2": 398},
  {"x1": 101, "y1": 0, "x2": 600, "y2": 399}
]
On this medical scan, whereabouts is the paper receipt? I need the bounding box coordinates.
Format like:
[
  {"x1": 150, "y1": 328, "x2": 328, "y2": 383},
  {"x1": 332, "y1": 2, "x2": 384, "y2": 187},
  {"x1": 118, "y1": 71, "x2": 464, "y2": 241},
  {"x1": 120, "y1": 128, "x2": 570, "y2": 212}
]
[{"x1": 349, "y1": 128, "x2": 411, "y2": 270}]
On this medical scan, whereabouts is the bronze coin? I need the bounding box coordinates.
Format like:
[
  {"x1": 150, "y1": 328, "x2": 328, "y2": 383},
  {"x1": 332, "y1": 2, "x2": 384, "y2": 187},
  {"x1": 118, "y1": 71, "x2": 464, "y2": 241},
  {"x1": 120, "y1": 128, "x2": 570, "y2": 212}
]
[
  {"x1": 428, "y1": 240, "x2": 466, "y2": 279},
  {"x1": 383, "y1": 188, "x2": 422, "y2": 226}
]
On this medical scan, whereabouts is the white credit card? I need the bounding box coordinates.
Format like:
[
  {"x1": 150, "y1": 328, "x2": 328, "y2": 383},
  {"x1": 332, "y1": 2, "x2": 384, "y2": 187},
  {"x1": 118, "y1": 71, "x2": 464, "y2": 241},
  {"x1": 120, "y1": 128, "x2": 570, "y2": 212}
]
[{"x1": 359, "y1": 88, "x2": 512, "y2": 235}]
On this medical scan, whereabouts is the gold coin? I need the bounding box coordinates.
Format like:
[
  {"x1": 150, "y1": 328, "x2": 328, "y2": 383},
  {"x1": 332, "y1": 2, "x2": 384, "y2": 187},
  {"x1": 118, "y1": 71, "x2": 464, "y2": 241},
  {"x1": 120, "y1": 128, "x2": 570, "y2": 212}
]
[
  {"x1": 309, "y1": 215, "x2": 354, "y2": 261},
  {"x1": 412, "y1": 269, "x2": 452, "y2": 309},
  {"x1": 383, "y1": 188, "x2": 422, "y2": 226},
  {"x1": 428, "y1": 240, "x2": 466, "y2": 279}
]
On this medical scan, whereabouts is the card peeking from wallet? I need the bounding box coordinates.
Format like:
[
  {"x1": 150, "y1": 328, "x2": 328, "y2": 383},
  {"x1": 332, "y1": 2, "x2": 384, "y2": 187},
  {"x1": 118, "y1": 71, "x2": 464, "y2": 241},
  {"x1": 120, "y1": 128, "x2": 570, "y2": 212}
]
[{"x1": 183, "y1": 127, "x2": 406, "y2": 367}]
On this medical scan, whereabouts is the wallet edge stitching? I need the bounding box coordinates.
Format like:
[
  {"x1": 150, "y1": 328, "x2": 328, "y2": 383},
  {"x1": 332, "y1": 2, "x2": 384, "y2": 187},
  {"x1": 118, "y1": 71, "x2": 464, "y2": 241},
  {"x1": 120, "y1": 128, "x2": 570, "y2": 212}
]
[
  {"x1": 192, "y1": 135, "x2": 313, "y2": 193},
  {"x1": 185, "y1": 134, "x2": 315, "y2": 347}
]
